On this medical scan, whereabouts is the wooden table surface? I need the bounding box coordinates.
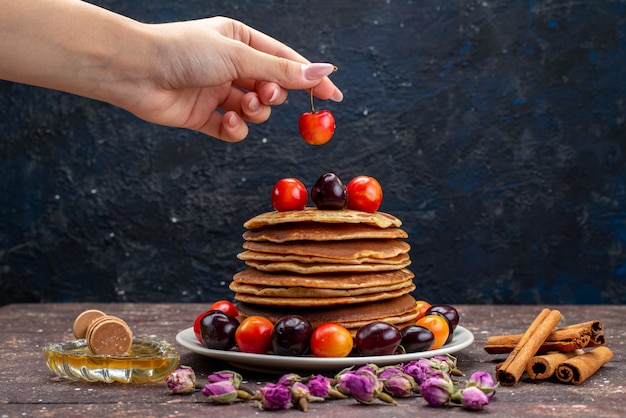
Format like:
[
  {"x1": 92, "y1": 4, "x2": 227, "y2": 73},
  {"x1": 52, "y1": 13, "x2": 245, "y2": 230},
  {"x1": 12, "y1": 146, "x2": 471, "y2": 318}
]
[{"x1": 0, "y1": 303, "x2": 623, "y2": 417}]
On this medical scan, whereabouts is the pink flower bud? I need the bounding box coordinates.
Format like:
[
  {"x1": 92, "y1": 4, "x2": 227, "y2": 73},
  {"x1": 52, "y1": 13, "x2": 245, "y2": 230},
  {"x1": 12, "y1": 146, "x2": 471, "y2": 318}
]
[
  {"x1": 258, "y1": 383, "x2": 292, "y2": 410},
  {"x1": 420, "y1": 376, "x2": 455, "y2": 406},
  {"x1": 461, "y1": 386, "x2": 490, "y2": 410},
  {"x1": 202, "y1": 381, "x2": 238, "y2": 404},
  {"x1": 165, "y1": 367, "x2": 196, "y2": 394}
]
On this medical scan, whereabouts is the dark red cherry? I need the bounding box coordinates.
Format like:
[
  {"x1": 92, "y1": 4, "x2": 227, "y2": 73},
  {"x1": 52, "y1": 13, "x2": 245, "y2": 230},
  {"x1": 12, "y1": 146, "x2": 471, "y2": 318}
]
[
  {"x1": 198, "y1": 311, "x2": 239, "y2": 350},
  {"x1": 271, "y1": 315, "x2": 314, "y2": 356},
  {"x1": 400, "y1": 325, "x2": 435, "y2": 352},
  {"x1": 355, "y1": 321, "x2": 402, "y2": 356},
  {"x1": 311, "y1": 172, "x2": 347, "y2": 210}
]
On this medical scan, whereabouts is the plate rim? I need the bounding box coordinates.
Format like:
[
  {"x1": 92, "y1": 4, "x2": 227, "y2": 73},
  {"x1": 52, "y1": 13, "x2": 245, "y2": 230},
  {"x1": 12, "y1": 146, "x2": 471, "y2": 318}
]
[{"x1": 175, "y1": 325, "x2": 474, "y2": 372}]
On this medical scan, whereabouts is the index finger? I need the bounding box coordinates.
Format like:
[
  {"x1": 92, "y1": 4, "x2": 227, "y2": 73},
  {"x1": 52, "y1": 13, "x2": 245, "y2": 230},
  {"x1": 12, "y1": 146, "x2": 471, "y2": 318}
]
[{"x1": 222, "y1": 18, "x2": 341, "y2": 99}]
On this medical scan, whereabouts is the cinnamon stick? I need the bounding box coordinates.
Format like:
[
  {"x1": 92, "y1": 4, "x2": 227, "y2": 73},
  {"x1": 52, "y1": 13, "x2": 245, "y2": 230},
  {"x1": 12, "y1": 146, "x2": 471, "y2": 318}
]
[
  {"x1": 586, "y1": 333, "x2": 606, "y2": 347},
  {"x1": 526, "y1": 350, "x2": 584, "y2": 380},
  {"x1": 559, "y1": 320, "x2": 603, "y2": 334},
  {"x1": 495, "y1": 308, "x2": 562, "y2": 386},
  {"x1": 555, "y1": 347, "x2": 613, "y2": 385},
  {"x1": 485, "y1": 337, "x2": 589, "y2": 354},
  {"x1": 485, "y1": 319, "x2": 600, "y2": 354}
]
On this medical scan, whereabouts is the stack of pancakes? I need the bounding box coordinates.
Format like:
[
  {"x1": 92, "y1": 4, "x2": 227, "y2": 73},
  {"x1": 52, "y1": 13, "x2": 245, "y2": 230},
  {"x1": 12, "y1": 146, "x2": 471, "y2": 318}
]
[{"x1": 230, "y1": 208, "x2": 419, "y2": 336}]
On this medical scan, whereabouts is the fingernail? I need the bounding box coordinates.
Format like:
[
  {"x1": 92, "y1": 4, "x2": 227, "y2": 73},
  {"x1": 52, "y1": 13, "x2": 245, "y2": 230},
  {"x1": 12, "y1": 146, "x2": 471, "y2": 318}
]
[
  {"x1": 248, "y1": 95, "x2": 261, "y2": 112},
  {"x1": 302, "y1": 63, "x2": 335, "y2": 80},
  {"x1": 268, "y1": 87, "x2": 280, "y2": 104},
  {"x1": 227, "y1": 113, "x2": 239, "y2": 128},
  {"x1": 330, "y1": 88, "x2": 344, "y2": 102}
]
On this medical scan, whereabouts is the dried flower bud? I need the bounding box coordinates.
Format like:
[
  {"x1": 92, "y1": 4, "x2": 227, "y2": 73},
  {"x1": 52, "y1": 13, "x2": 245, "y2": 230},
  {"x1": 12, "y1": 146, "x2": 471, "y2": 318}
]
[
  {"x1": 308, "y1": 374, "x2": 331, "y2": 397},
  {"x1": 337, "y1": 369, "x2": 396, "y2": 405},
  {"x1": 461, "y1": 386, "x2": 490, "y2": 410},
  {"x1": 377, "y1": 366, "x2": 404, "y2": 380},
  {"x1": 207, "y1": 370, "x2": 242, "y2": 388},
  {"x1": 467, "y1": 371, "x2": 498, "y2": 398},
  {"x1": 277, "y1": 373, "x2": 302, "y2": 387},
  {"x1": 434, "y1": 354, "x2": 464, "y2": 376},
  {"x1": 420, "y1": 375, "x2": 456, "y2": 407},
  {"x1": 356, "y1": 363, "x2": 379, "y2": 375},
  {"x1": 288, "y1": 381, "x2": 325, "y2": 411},
  {"x1": 402, "y1": 359, "x2": 435, "y2": 385},
  {"x1": 384, "y1": 373, "x2": 417, "y2": 397},
  {"x1": 342, "y1": 371, "x2": 377, "y2": 404},
  {"x1": 165, "y1": 367, "x2": 196, "y2": 394},
  {"x1": 290, "y1": 382, "x2": 311, "y2": 412},
  {"x1": 202, "y1": 381, "x2": 238, "y2": 404},
  {"x1": 429, "y1": 354, "x2": 457, "y2": 373},
  {"x1": 258, "y1": 383, "x2": 292, "y2": 410},
  {"x1": 308, "y1": 374, "x2": 348, "y2": 399}
]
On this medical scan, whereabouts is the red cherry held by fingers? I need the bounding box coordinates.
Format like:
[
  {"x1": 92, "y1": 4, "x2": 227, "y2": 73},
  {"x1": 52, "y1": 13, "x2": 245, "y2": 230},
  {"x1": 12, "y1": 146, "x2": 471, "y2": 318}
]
[
  {"x1": 299, "y1": 89, "x2": 335, "y2": 145},
  {"x1": 299, "y1": 110, "x2": 335, "y2": 145}
]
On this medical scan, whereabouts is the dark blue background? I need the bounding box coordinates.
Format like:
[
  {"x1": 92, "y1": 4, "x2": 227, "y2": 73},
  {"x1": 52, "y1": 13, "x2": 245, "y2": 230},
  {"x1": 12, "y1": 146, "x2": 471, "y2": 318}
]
[{"x1": 2, "y1": 0, "x2": 625, "y2": 305}]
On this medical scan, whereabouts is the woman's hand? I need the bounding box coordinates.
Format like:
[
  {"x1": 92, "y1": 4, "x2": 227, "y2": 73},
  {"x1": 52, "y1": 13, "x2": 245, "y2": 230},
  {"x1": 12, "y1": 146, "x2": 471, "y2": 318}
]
[
  {"x1": 0, "y1": 1, "x2": 342, "y2": 141},
  {"x1": 126, "y1": 17, "x2": 343, "y2": 142}
]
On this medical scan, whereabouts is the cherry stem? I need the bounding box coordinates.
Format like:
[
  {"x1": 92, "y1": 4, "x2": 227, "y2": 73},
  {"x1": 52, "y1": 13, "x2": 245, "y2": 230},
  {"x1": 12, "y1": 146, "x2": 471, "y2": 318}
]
[{"x1": 309, "y1": 89, "x2": 316, "y2": 113}]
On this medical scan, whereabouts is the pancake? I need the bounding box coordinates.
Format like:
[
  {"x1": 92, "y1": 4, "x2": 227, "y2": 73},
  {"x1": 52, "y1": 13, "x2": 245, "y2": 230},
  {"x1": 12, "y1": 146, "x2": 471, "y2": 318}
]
[
  {"x1": 233, "y1": 268, "x2": 415, "y2": 289},
  {"x1": 233, "y1": 282, "x2": 415, "y2": 306},
  {"x1": 229, "y1": 278, "x2": 414, "y2": 298},
  {"x1": 243, "y1": 222, "x2": 408, "y2": 243},
  {"x1": 244, "y1": 259, "x2": 411, "y2": 274},
  {"x1": 236, "y1": 294, "x2": 418, "y2": 327},
  {"x1": 244, "y1": 208, "x2": 402, "y2": 229},
  {"x1": 242, "y1": 239, "x2": 410, "y2": 260},
  {"x1": 237, "y1": 250, "x2": 410, "y2": 265},
  {"x1": 237, "y1": 208, "x2": 418, "y2": 336}
]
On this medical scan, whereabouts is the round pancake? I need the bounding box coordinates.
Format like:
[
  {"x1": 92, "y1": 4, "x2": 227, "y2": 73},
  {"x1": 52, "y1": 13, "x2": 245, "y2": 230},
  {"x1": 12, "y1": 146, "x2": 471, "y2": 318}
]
[
  {"x1": 229, "y1": 278, "x2": 414, "y2": 298},
  {"x1": 244, "y1": 208, "x2": 402, "y2": 229},
  {"x1": 233, "y1": 282, "x2": 415, "y2": 306},
  {"x1": 243, "y1": 222, "x2": 408, "y2": 243},
  {"x1": 244, "y1": 259, "x2": 411, "y2": 274},
  {"x1": 236, "y1": 294, "x2": 418, "y2": 326},
  {"x1": 233, "y1": 268, "x2": 415, "y2": 289},
  {"x1": 238, "y1": 250, "x2": 410, "y2": 265},
  {"x1": 242, "y1": 239, "x2": 410, "y2": 260}
]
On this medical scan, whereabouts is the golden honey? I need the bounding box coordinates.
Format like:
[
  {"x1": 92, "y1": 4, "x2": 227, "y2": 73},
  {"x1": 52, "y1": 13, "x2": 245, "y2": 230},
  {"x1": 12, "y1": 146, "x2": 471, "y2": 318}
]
[{"x1": 43, "y1": 336, "x2": 179, "y2": 383}]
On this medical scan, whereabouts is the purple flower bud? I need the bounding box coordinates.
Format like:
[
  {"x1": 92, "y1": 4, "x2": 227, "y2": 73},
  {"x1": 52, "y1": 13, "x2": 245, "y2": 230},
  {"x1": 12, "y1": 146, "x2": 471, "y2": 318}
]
[
  {"x1": 335, "y1": 371, "x2": 354, "y2": 396},
  {"x1": 287, "y1": 381, "x2": 325, "y2": 411},
  {"x1": 420, "y1": 376, "x2": 455, "y2": 406},
  {"x1": 429, "y1": 356, "x2": 451, "y2": 373},
  {"x1": 384, "y1": 374, "x2": 417, "y2": 397},
  {"x1": 207, "y1": 370, "x2": 242, "y2": 388},
  {"x1": 402, "y1": 359, "x2": 435, "y2": 385},
  {"x1": 377, "y1": 366, "x2": 404, "y2": 380},
  {"x1": 277, "y1": 373, "x2": 302, "y2": 387},
  {"x1": 356, "y1": 363, "x2": 379, "y2": 375},
  {"x1": 289, "y1": 382, "x2": 310, "y2": 398},
  {"x1": 339, "y1": 369, "x2": 385, "y2": 404},
  {"x1": 201, "y1": 381, "x2": 238, "y2": 404},
  {"x1": 308, "y1": 375, "x2": 331, "y2": 397},
  {"x1": 258, "y1": 383, "x2": 292, "y2": 410},
  {"x1": 165, "y1": 367, "x2": 196, "y2": 394},
  {"x1": 308, "y1": 374, "x2": 348, "y2": 399},
  {"x1": 441, "y1": 354, "x2": 458, "y2": 368},
  {"x1": 461, "y1": 386, "x2": 490, "y2": 410},
  {"x1": 468, "y1": 371, "x2": 498, "y2": 398}
]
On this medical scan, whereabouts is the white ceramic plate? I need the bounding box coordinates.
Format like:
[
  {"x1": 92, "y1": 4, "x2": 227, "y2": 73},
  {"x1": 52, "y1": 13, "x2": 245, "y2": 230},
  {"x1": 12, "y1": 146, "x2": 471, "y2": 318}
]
[{"x1": 176, "y1": 326, "x2": 474, "y2": 374}]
